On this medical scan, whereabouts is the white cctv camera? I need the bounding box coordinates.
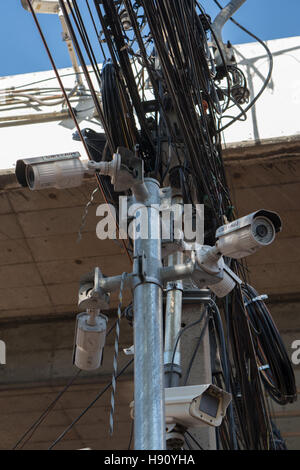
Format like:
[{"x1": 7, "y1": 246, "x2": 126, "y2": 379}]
[
  {"x1": 21, "y1": 0, "x2": 72, "y2": 14},
  {"x1": 215, "y1": 210, "x2": 282, "y2": 259},
  {"x1": 15, "y1": 152, "x2": 90, "y2": 190},
  {"x1": 73, "y1": 311, "x2": 108, "y2": 371},
  {"x1": 130, "y1": 384, "x2": 231, "y2": 428},
  {"x1": 164, "y1": 384, "x2": 231, "y2": 428}
]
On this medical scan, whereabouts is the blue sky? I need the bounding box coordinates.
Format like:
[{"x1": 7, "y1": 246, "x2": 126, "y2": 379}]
[{"x1": 1, "y1": 0, "x2": 300, "y2": 77}]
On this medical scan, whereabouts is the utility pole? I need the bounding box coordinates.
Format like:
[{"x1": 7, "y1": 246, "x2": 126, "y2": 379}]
[{"x1": 132, "y1": 178, "x2": 166, "y2": 450}]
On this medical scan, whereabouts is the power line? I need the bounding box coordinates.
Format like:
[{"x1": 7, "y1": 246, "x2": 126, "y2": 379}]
[
  {"x1": 12, "y1": 316, "x2": 121, "y2": 450},
  {"x1": 212, "y1": 0, "x2": 274, "y2": 133},
  {"x1": 48, "y1": 358, "x2": 134, "y2": 450},
  {"x1": 12, "y1": 369, "x2": 81, "y2": 450}
]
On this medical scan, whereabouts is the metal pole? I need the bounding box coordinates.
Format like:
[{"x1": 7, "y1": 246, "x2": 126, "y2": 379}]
[
  {"x1": 132, "y1": 178, "x2": 166, "y2": 450},
  {"x1": 164, "y1": 250, "x2": 183, "y2": 387},
  {"x1": 164, "y1": 196, "x2": 184, "y2": 388}
]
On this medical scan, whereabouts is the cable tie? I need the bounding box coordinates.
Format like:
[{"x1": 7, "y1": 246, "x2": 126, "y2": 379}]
[
  {"x1": 258, "y1": 364, "x2": 270, "y2": 371},
  {"x1": 244, "y1": 294, "x2": 268, "y2": 307}
]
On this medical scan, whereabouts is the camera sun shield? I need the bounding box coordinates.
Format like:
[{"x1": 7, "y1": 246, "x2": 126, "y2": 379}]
[{"x1": 215, "y1": 210, "x2": 282, "y2": 259}]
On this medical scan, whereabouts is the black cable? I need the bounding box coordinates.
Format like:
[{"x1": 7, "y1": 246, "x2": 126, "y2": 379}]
[
  {"x1": 226, "y1": 286, "x2": 274, "y2": 450},
  {"x1": 242, "y1": 284, "x2": 297, "y2": 406},
  {"x1": 184, "y1": 434, "x2": 194, "y2": 450},
  {"x1": 12, "y1": 369, "x2": 81, "y2": 450},
  {"x1": 12, "y1": 316, "x2": 120, "y2": 450},
  {"x1": 208, "y1": 299, "x2": 238, "y2": 450},
  {"x1": 212, "y1": 0, "x2": 273, "y2": 133},
  {"x1": 85, "y1": 0, "x2": 108, "y2": 61},
  {"x1": 185, "y1": 430, "x2": 204, "y2": 450},
  {"x1": 183, "y1": 312, "x2": 209, "y2": 385},
  {"x1": 127, "y1": 420, "x2": 134, "y2": 450},
  {"x1": 169, "y1": 308, "x2": 208, "y2": 380},
  {"x1": 48, "y1": 358, "x2": 134, "y2": 450}
]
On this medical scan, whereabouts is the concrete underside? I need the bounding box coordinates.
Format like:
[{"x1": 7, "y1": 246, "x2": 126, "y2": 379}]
[{"x1": 0, "y1": 136, "x2": 299, "y2": 450}]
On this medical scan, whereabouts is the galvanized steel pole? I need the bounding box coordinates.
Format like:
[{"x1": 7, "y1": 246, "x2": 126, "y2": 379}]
[
  {"x1": 132, "y1": 178, "x2": 166, "y2": 450},
  {"x1": 164, "y1": 196, "x2": 184, "y2": 388}
]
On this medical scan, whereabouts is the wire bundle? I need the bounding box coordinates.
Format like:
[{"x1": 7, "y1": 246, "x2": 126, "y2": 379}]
[
  {"x1": 21, "y1": 0, "x2": 288, "y2": 452},
  {"x1": 242, "y1": 284, "x2": 297, "y2": 406},
  {"x1": 225, "y1": 287, "x2": 274, "y2": 450}
]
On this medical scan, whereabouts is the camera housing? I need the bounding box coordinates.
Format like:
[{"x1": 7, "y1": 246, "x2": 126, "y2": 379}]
[
  {"x1": 130, "y1": 384, "x2": 231, "y2": 428},
  {"x1": 215, "y1": 210, "x2": 282, "y2": 259},
  {"x1": 164, "y1": 384, "x2": 231, "y2": 428},
  {"x1": 73, "y1": 312, "x2": 107, "y2": 371},
  {"x1": 192, "y1": 245, "x2": 242, "y2": 298},
  {"x1": 15, "y1": 152, "x2": 90, "y2": 190}
]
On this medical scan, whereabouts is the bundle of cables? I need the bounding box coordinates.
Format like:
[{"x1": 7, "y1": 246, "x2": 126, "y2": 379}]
[{"x1": 242, "y1": 284, "x2": 297, "y2": 406}]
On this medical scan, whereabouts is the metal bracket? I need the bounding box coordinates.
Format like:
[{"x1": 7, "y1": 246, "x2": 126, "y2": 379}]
[
  {"x1": 88, "y1": 147, "x2": 144, "y2": 192},
  {"x1": 78, "y1": 267, "x2": 110, "y2": 310},
  {"x1": 132, "y1": 251, "x2": 147, "y2": 288},
  {"x1": 135, "y1": 251, "x2": 147, "y2": 280},
  {"x1": 160, "y1": 187, "x2": 187, "y2": 258}
]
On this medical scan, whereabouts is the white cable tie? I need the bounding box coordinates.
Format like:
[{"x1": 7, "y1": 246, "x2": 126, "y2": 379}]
[
  {"x1": 259, "y1": 364, "x2": 270, "y2": 371},
  {"x1": 244, "y1": 294, "x2": 268, "y2": 307},
  {"x1": 123, "y1": 345, "x2": 134, "y2": 356}
]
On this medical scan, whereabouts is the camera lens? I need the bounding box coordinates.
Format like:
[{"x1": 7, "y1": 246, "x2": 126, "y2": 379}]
[
  {"x1": 256, "y1": 224, "x2": 268, "y2": 238},
  {"x1": 26, "y1": 165, "x2": 35, "y2": 189},
  {"x1": 252, "y1": 217, "x2": 275, "y2": 245}
]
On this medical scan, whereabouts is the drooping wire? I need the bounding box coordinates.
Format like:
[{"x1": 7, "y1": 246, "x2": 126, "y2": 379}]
[
  {"x1": 169, "y1": 307, "x2": 208, "y2": 380},
  {"x1": 242, "y1": 284, "x2": 297, "y2": 406},
  {"x1": 48, "y1": 357, "x2": 134, "y2": 450},
  {"x1": 212, "y1": 0, "x2": 273, "y2": 133},
  {"x1": 12, "y1": 369, "x2": 81, "y2": 450},
  {"x1": 183, "y1": 311, "x2": 210, "y2": 385},
  {"x1": 185, "y1": 430, "x2": 204, "y2": 450},
  {"x1": 12, "y1": 314, "x2": 122, "y2": 450},
  {"x1": 26, "y1": 0, "x2": 133, "y2": 265}
]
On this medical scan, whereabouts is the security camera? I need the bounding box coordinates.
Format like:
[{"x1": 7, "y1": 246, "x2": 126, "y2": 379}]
[
  {"x1": 21, "y1": 0, "x2": 71, "y2": 14},
  {"x1": 130, "y1": 384, "x2": 231, "y2": 428},
  {"x1": 15, "y1": 152, "x2": 90, "y2": 190},
  {"x1": 73, "y1": 311, "x2": 108, "y2": 371},
  {"x1": 164, "y1": 384, "x2": 231, "y2": 428},
  {"x1": 215, "y1": 210, "x2": 282, "y2": 259}
]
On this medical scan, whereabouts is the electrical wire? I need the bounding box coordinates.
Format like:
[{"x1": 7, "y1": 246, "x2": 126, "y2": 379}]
[
  {"x1": 212, "y1": 0, "x2": 273, "y2": 133},
  {"x1": 48, "y1": 357, "x2": 134, "y2": 450},
  {"x1": 185, "y1": 430, "x2": 204, "y2": 450},
  {"x1": 183, "y1": 312, "x2": 210, "y2": 386},
  {"x1": 242, "y1": 284, "x2": 297, "y2": 406},
  {"x1": 22, "y1": 0, "x2": 285, "y2": 452},
  {"x1": 225, "y1": 286, "x2": 274, "y2": 450},
  {"x1": 207, "y1": 299, "x2": 238, "y2": 450},
  {"x1": 12, "y1": 369, "x2": 81, "y2": 450},
  {"x1": 25, "y1": 0, "x2": 133, "y2": 265},
  {"x1": 12, "y1": 314, "x2": 122, "y2": 450},
  {"x1": 169, "y1": 307, "x2": 208, "y2": 380},
  {"x1": 127, "y1": 420, "x2": 134, "y2": 450}
]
